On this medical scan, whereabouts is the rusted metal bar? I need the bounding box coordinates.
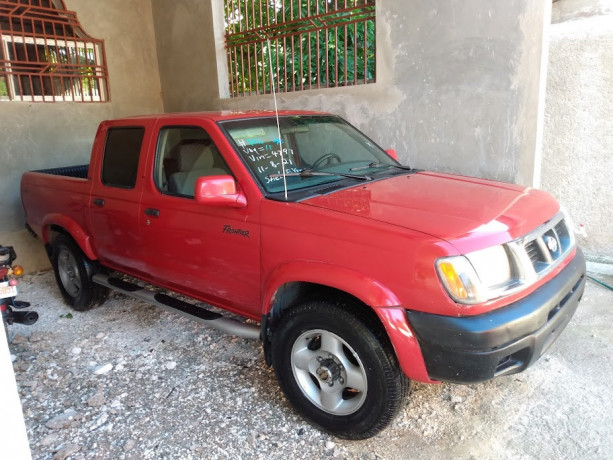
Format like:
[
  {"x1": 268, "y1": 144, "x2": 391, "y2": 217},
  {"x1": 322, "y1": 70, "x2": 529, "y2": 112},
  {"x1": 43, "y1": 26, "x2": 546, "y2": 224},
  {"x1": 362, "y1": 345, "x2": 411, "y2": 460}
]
[
  {"x1": 0, "y1": 0, "x2": 109, "y2": 102},
  {"x1": 353, "y1": 20, "x2": 357, "y2": 84},
  {"x1": 226, "y1": 3, "x2": 375, "y2": 48},
  {"x1": 224, "y1": 0, "x2": 375, "y2": 96},
  {"x1": 363, "y1": 12, "x2": 368, "y2": 83}
]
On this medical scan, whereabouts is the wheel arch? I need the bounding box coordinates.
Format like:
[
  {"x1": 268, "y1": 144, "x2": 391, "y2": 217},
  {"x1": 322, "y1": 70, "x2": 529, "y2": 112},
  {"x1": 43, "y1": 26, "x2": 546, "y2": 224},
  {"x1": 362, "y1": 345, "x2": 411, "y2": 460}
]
[
  {"x1": 262, "y1": 261, "x2": 401, "y2": 316},
  {"x1": 41, "y1": 214, "x2": 97, "y2": 260},
  {"x1": 260, "y1": 261, "x2": 437, "y2": 383},
  {"x1": 260, "y1": 262, "x2": 399, "y2": 363}
]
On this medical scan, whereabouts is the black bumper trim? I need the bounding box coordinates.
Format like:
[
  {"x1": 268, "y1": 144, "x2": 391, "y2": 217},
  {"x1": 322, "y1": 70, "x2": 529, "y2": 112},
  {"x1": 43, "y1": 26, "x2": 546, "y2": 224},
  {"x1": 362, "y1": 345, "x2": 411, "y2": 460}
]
[{"x1": 407, "y1": 247, "x2": 586, "y2": 383}]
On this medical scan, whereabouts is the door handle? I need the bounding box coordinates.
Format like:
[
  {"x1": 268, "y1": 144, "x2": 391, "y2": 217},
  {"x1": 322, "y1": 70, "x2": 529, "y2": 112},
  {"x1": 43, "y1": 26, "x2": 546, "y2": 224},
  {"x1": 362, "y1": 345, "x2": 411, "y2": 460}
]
[
  {"x1": 92, "y1": 198, "x2": 105, "y2": 207},
  {"x1": 144, "y1": 208, "x2": 160, "y2": 217}
]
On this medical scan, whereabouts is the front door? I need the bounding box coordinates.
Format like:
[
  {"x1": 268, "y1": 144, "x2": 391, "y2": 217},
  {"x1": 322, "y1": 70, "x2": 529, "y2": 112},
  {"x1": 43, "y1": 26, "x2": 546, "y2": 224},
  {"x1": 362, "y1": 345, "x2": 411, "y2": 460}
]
[{"x1": 138, "y1": 122, "x2": 261, "y2": 318}]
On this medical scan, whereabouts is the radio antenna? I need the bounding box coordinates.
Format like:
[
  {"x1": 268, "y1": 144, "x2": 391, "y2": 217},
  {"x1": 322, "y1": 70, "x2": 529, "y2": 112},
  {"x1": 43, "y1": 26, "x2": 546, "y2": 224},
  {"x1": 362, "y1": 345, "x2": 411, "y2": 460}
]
[{"x1": 267, "y1": 38, "x2": 288, "y2": 200}]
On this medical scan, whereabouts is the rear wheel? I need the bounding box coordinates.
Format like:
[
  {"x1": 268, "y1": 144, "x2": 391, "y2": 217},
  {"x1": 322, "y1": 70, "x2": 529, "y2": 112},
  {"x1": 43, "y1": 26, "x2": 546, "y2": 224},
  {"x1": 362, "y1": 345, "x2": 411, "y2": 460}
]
[
  {"x1": 51, "y1": 235, "x2": 108, "y2": 311},
  {"x1": 271, "y1": 300, "x2": 410, "y2": 439}
]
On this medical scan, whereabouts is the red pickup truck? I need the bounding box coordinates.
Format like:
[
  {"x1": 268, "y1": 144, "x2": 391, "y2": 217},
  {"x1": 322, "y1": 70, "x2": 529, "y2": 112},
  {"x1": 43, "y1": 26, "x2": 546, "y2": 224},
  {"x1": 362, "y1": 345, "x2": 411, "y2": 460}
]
[{"x1": 21, "y1": 111, "x2": 585, "y2": 439}]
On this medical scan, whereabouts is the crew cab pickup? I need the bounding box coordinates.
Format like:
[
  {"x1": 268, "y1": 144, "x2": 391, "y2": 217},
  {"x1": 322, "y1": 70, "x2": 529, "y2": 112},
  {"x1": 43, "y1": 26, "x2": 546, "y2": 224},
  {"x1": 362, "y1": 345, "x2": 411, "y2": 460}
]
[{"x1": 21, "y1": 111, "x2": 586, "y2": 439}]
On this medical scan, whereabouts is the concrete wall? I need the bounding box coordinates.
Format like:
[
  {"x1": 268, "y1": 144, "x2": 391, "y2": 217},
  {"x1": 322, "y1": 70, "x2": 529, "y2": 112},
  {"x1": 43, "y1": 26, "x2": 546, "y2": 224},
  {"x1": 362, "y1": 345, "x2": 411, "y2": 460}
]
[
  {"x1": 541, "y1": 0, "x2": 613, "y2": 262},
  {"x1": 552, "y1": 0, "x2": 613, "y2": 22},
  {"x1": 0, "y1": 0, "x2": 164, "y2": 271},
  {"x1": 151, "y1": 0, "x2": 220, "y2": 111},
  {"x1": 152, "y1": 0, "x2": 548, "y2": 187}
]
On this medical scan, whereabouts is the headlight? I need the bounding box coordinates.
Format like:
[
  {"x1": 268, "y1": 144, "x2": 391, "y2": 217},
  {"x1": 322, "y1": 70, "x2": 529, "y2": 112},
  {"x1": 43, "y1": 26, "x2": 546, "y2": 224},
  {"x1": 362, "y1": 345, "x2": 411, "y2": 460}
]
[
  {"x1": 437, "y1": 211, "x2": 576, "y2": 305},
  {"x1": 436, "y1": 245, "x2": 516, "y2": 304}
]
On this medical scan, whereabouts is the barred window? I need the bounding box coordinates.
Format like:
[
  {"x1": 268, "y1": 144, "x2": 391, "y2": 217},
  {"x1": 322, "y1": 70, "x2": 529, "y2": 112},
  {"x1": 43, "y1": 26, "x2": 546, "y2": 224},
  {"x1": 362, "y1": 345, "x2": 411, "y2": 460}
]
[
  {"x1": 0, "y1": 0, "x2": 109, "y2": 102},
  {"x1": 224, "y1": 0, "x2": 375, "y2": 97}
]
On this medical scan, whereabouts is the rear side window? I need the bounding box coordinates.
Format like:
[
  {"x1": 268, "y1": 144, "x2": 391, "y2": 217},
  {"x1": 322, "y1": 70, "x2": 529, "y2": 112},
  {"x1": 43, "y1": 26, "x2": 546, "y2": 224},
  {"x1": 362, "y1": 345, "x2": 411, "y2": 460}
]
[{"x1": 102, "y1": 127, "x2": 145, "y2": 188}]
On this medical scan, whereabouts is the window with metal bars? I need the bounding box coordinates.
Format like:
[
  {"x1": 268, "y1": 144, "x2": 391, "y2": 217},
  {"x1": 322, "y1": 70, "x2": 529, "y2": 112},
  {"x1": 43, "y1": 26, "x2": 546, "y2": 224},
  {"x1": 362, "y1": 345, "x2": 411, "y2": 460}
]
[
  {"x1": 224, "y1": 0, "x2": 375, "y2": 97},
  {"x1": 0, "y1": 0, "x2": 109, "y2": 102}
]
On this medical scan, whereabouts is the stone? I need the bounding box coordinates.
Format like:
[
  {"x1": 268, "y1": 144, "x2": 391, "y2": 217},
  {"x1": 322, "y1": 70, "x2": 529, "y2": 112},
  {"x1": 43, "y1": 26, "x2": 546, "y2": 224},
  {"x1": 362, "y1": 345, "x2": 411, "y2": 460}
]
[
  {"x1": 89, "y1": 413, "x2": 108, "y2": 431},
  {"x1": 94, "y1": 363, "x2": 113, "y2": 375},
  {"x1": 53, "y1": 443, "x2": 80, "y2": 460},
  {"x1": 45, "y1": 412, "x2": 78, "y2": 430},
  {"x1": 29, "y1": 331, "x2": 45, "y2": 342},
  {"x1": 40, "y1": 433, "x2": 61, "y2": 446},
  {"x1": 87, "y1": 390, "x2": 106, "y2": 407},
  {"x1": 11, "y1": 334, "x2": 28, "y2": 344},
  {"x1": 124, "y1": 439, "x2": 136, "y2": 452}
]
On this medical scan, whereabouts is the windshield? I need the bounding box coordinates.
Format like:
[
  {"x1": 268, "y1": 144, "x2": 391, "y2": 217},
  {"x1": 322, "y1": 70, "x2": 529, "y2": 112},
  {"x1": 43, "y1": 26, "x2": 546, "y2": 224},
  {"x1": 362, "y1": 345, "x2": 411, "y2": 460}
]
[{"x1": 220, "y1": 115, "x2": 398, "y2": 194}]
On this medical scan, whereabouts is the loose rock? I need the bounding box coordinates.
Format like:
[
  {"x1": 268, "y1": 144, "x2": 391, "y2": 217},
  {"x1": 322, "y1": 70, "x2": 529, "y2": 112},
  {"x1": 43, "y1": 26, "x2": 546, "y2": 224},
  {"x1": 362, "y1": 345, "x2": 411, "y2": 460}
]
[
  {"x1": 53, "y1": 443, "x2": 80, "y2": 460},
  {"x1": 29, "y1": 331, "x2": 45, "y2": 342},
  {"x1": 11, "y1": 334, "x2": 28, "y2": 344},
  {"x1": 93, "y1": 363, "x2": 113, "y2": 375},
  {"x1": 46, "y1": 411, "x2": 79, "y2": 430},
  {"x1": 87, "y1": 390, "x2": 106, "y2": 407},
  {"x1": 40, "y1": 433, "x2": 61, "y2": 446},
  {"x1": 124, "y1": 439, "x2": 136, "y2": 451}
]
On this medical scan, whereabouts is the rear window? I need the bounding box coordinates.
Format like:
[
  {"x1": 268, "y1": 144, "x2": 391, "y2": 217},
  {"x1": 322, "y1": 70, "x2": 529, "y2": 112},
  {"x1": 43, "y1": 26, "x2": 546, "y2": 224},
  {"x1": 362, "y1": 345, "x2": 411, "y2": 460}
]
[{"x1": 101, "y1": 127, "x2": 145, "y2": 188}]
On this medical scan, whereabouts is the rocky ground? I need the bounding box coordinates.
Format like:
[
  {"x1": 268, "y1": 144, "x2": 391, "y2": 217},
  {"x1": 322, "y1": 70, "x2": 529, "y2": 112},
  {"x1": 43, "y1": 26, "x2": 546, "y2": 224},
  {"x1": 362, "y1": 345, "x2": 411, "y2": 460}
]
[{"x1": 6, "y1": 271, "x2": 613, "y2": 459}]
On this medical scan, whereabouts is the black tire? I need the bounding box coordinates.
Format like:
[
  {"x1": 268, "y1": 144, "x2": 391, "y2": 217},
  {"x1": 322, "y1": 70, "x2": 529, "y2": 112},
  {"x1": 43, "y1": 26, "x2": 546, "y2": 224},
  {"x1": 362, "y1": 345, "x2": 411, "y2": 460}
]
[
  {"x1": 271, "y1": 300, "x2": 410, "y2": 439},
  {"x1": 51, "y1": 235, "x2": 108, "y2": 311}
]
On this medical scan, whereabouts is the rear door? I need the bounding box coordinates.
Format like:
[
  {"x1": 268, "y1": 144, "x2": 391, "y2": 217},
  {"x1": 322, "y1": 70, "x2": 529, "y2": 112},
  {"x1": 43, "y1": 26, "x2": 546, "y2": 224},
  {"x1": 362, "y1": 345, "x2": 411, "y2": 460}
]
[
  {"x1": 88, "y1": 120, "x2": 153, "y2": 277},
  {"x1": 138, "y1": 119, "x2": 261, "y2": 317}
]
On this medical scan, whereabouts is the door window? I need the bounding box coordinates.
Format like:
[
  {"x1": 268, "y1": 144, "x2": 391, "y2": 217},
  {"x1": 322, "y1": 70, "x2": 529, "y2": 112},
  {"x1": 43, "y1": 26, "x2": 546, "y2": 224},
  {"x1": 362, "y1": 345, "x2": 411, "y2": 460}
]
[
  {"x1": 154, "y1": 126, "x2": 231, "y2": 198},
  {"x1": 101, "y1": 127, "x2": 145, "y2": 188}
]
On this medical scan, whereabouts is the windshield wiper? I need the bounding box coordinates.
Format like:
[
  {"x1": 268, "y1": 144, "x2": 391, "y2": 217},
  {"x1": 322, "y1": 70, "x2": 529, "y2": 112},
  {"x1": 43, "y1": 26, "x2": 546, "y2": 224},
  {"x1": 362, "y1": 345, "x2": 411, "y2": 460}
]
[
  {"x1": 268, "y1": 169, "x2": 371, "y2": 181},
  {"x1": 349, "y1": 162, "x2": 414, "y2": 172}
]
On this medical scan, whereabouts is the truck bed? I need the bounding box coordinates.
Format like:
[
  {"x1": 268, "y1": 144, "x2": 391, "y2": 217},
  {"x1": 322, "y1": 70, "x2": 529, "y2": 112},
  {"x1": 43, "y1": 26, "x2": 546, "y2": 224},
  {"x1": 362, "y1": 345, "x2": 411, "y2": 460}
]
[
  {"x1": 21, "y1": 165, "x2": 92, "y2": 241},
  {"x1": 32, "y1": 164, "x2": 89, "y2": 179}
]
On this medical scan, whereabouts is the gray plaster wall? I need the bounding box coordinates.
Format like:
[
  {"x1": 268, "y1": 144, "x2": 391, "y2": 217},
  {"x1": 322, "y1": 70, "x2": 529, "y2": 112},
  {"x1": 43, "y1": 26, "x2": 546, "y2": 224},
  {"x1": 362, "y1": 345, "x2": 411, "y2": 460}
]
[
  {"x1": 0, "y1": 0, "x2": 164, "y2": 271},
  {"x1": 552, "y1": 0, "x2": 613, "y2": 22},
  {"x1": 541, "y1": 2, "x2": 613, "y2": 262},
  {"x1": 151, "y1": 0, "x2": 220, "y2": 112},
  {"x1": 152, "y1": 0, "x2": 548, "y2": 187}
]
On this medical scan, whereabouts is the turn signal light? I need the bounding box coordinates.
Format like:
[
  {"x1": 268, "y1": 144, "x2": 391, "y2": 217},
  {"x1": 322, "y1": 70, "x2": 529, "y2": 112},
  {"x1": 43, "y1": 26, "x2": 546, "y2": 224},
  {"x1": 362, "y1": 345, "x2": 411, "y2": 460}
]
[
  {"x1": 438, "y1": 261, "x2": 468, "y2": 300},
  {"x1": 12, "y1": 265, "x2": 24, "y2": 277}
]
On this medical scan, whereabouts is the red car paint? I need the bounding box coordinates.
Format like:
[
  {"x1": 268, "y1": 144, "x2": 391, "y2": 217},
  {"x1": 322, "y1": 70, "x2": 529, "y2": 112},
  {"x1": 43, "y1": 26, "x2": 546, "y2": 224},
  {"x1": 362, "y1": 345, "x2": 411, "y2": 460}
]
[{"x1": 21, "y1": 111, "x2": 582, "y2": 385}]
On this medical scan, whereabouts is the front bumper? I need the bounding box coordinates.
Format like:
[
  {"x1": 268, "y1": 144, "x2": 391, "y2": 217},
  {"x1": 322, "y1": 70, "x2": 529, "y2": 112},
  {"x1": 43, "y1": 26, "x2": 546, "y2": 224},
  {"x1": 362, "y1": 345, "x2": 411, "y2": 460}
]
[{"x1": 406, "y1": 247, "x2": 586, "y2": 383}]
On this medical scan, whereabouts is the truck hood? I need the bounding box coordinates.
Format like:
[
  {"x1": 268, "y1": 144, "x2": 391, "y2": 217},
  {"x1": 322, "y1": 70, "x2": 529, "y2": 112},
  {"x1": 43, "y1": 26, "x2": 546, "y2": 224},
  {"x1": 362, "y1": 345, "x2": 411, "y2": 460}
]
[{"x1": 301, "y1": 171, "x2": 560, "y2": 250}]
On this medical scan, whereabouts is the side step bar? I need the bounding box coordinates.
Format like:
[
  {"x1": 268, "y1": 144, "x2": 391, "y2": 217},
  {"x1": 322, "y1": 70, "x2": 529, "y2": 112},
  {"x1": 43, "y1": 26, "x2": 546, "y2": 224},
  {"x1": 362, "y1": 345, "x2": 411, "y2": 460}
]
[{"x1": 92, "y1": 274, "x2": 260, "y2": 340}]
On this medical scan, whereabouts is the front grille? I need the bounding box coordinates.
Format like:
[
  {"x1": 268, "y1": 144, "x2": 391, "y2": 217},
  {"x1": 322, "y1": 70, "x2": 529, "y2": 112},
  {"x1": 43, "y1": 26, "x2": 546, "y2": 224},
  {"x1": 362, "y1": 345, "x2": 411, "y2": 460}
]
[
  {"x1": 524, "y1": 240, "x2": 541, "y2": 265},
  {"x1": 520, "y1": 215, "x2": 574, "y2": 275}
]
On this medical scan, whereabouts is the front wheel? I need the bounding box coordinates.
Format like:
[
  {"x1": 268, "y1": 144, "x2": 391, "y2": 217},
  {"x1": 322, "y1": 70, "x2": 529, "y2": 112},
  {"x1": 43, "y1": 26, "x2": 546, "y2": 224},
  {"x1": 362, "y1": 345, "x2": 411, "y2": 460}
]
[
  {"x1": 51, "y1": 235, "x2": 108, "y2": 311},
  {"x1": 271, "y1": 300, "x2": 410, "y2": 439}
]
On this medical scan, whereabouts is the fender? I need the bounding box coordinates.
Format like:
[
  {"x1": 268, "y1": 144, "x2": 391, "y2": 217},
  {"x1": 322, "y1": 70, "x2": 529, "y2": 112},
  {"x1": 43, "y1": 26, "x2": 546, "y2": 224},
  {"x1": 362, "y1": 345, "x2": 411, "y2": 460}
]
[
  {"x1": 263, "y1": 260, "x2": 401, "y2": 313},
  {"x1": 41, "y1": 213, "x2": 98, "y2": 260},
  {"x1": 263, "y1": 260, "x2": 437, "y2": 383},
  {"x1": 374, "y1": 306, "x2": 439, "y2": 383}
]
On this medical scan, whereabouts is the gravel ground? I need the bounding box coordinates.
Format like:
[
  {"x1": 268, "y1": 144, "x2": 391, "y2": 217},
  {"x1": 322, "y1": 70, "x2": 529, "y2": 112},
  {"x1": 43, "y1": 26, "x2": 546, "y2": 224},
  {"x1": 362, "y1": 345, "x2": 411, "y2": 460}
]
[{"x1": 6, "y1": 271, "x2": 613, "y2": 460}]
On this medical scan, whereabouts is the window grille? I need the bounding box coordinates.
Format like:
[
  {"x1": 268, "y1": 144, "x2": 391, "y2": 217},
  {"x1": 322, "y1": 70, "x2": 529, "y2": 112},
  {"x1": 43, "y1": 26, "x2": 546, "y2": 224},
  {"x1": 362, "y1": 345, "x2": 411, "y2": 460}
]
[
  {"x1": 0, "y1": 0, "x2": 109, "y2": 102},
  {"x1": 224, "y1": 0, "x2": 375, "y2": 97}
]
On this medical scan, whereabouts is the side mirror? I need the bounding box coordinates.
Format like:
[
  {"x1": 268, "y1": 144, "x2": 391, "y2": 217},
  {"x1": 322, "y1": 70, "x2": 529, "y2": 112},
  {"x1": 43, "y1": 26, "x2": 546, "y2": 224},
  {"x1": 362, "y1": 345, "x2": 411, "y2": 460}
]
[
  {"x1": 195, "y1": 176, "x2": 247, "y2": 208},
  {"x1": 385, "y1": 149, "x2": 398, "y2": 161}
]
